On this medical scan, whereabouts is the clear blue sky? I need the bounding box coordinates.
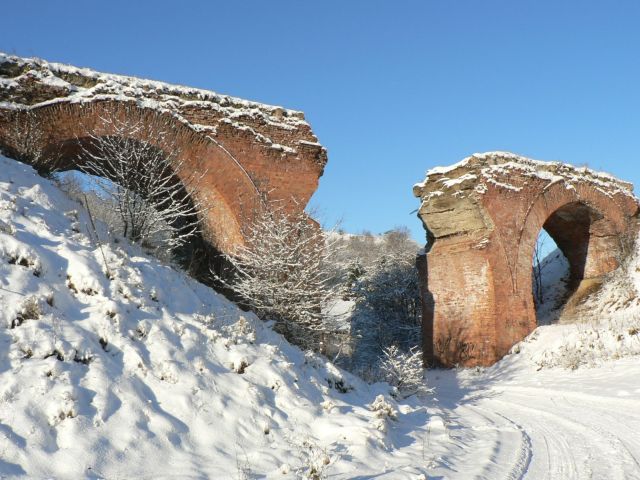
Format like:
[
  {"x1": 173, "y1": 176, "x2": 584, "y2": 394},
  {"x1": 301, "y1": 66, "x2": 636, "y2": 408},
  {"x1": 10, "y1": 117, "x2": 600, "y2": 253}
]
[{"x1": 1, "y1": 1, "x2": 639, "y2": 243}]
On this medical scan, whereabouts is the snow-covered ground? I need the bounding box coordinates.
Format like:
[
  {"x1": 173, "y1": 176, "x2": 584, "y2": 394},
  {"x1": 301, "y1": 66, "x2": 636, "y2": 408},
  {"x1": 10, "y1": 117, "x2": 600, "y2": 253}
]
[
  {"x1": 0, "y1": 153, "x2": 639, "y2": 479},
  {"x1": 424, "y1": 356, "x2": 640, "y2": 479},
  {"x1": 0, "y1": 155, "x2": 437, "y2": 478},
  {"x1": 421, "y1": 233, "x2": 640, "y2": 479}
]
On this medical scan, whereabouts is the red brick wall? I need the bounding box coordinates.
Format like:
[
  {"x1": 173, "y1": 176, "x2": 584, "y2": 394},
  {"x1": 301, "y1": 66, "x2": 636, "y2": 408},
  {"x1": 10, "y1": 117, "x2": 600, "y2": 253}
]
[
  {"x1": 0, "y1": 100, "x2": 326, "y2": 255},
  {"x1": 416, "y1": 155, "x2": 639, "y2": 367}
]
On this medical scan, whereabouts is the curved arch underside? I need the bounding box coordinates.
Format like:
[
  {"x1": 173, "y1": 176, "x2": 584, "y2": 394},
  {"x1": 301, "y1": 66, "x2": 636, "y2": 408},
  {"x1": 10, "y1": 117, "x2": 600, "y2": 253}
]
[
  {"x1": 3, "y1": 102, "x2": 258, "y2": 253},
  {"x1": 414, "y1": 152, "x2": 640, "y2": 367},
  {"x1": 0, "y1": 100, "x2": 324, "y2": 256},
  {"x1": 0, "y1": 53, "x2": 328, "y2": 257}
]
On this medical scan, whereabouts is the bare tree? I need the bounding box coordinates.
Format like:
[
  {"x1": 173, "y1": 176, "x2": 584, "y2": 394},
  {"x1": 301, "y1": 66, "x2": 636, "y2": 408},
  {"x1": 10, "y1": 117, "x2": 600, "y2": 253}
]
[
  {"x1": 77, "y1": 113, "x2": 206, "y2": 253},
  {"x1": 4, "y1": 109, "x2": 59, "y2": 174},
  {"x1": 214, "y1": 206, "x2": 340, "y2": 352},
  {"x1": 347, "y1": 228, "x2": 422, "y2": 370}
]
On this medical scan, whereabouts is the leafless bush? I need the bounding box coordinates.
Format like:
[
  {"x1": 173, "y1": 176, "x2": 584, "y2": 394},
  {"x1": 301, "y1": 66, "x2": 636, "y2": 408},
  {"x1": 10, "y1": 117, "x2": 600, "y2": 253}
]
[
  {"x1": 12, "y1": 296, "x2": 42, "y2": 328},
  {"x1": 214, "y1": 206, "x2": 340, "y2": 352},
  {"x1": 4, "y1": 109, "x2": 60, "y2": 174},
  {"x1": 77, "y1": 112, "x2": 206, "y2": 252},
  {"x1": 291, "y1": 437, "x2": 332, "y2": 480},
  {"x1": 380, "y1": 345, "x2": 431, "y2": 398}
]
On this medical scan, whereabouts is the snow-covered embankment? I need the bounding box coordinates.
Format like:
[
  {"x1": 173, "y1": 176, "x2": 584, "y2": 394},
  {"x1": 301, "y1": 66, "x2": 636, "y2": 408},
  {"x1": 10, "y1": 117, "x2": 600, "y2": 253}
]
[{"x1": 0, "y1": 155, "x2": 430, "y2": 479}]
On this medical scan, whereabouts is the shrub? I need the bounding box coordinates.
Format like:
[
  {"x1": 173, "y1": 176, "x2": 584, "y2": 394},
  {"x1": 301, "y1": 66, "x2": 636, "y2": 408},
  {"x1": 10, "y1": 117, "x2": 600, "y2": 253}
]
[
  {"x1": 380, "y1": 345, "x2": 431, "y2": 398},
  {"x1": 76, "y1": 109, "x2": 206, "y2": 253},
  {"x1": 215, "y1": 206, "x2": 340, "y2": 352}
]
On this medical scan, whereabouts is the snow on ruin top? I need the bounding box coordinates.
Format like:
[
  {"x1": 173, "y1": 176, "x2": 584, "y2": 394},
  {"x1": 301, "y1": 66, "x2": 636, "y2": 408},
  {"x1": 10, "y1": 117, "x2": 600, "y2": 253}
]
[
  {"x1": 414, "y1": 151, "x2": 636, "y2": 201},
  {"x1": 0, "y1": 52, "x2": 323, "y2": 157}
]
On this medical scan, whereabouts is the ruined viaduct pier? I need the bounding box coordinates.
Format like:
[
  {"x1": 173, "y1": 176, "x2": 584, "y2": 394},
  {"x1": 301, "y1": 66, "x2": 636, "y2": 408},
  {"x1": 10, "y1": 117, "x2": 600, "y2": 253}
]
[
  {"x1": 0, "y1": 53, "x2": 327, "y2": 256},
  {"x1": 415, "y1": 152, "x2": 639, "y2": 367}
]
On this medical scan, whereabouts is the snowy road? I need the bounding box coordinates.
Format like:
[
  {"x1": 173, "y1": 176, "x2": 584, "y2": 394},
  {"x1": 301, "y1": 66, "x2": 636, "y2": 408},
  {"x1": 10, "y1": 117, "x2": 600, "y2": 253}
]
[{"x1": 425, "y1": 358, "x2": 640, "y2": 480}]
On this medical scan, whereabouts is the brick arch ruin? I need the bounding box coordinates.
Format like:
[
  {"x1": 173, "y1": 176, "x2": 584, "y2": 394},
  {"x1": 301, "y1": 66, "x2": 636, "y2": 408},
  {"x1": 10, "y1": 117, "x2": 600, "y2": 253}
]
[
  {"x1": 0, "y1": 53, "x2": 327, "y2": 256},
  {"x1": 414, "y1": 152, "x2": 639, "y2": 367},
  {"x1": 3, "y1": 101, "x2": 260, "y2": 253}
]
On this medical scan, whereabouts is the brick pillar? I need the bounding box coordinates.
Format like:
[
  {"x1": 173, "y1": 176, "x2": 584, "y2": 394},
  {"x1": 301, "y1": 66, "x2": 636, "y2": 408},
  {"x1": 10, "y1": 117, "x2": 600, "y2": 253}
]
[{"x1": 420, "y1": 236, "x2": 500, "y2": 367}]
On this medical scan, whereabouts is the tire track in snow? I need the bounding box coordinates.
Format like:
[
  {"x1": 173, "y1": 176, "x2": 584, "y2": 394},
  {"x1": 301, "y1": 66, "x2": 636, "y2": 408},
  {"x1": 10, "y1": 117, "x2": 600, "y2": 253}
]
[
  {"x1": 486, "y1": 396, "x2": 635, "y2": 479},
  {"x1": 433, "y1": 381, "x2": 640, "y2": 480},
  {"x1": 503, "y1": 389, "x2": 640, "y2": 476},
  {"x1": 433, "y1": 400, "x2": 532, "y2": 480},
  {"x1": 463, "y1": 403, "x2": 533, "y2": 480},
  {"x1": 487, "y1": 409, "x2": 533, "y2": 479},
  {"x1": 467, "y1": 400, "x2": 582, "y2": 480}
]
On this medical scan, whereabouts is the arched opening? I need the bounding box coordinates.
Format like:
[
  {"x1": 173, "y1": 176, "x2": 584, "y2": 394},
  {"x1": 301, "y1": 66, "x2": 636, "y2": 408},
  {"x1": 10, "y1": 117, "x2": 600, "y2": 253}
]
[
  {"x1": 0, "y1": 102, "x2": 264, "y2": 255},
  {"x1": 532, "y1": 201, "x2": 612, "y2": 325},
  {"x1": 44, "y1": 134, "x2": 225, "y2": 282},
  {"x1": 532, "y1": 229, "x2": 569, "y2": 325}
]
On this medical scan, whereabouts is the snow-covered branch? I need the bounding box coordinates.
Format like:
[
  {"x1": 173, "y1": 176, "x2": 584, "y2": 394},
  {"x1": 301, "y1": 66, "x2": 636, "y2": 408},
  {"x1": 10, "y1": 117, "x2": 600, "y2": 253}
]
[
  {"x1": 76, "y1": 110, "x2": 207, "y2": 253},
  {"x1": 214, "y1": 206, "x2": 340, "y2": 352}
]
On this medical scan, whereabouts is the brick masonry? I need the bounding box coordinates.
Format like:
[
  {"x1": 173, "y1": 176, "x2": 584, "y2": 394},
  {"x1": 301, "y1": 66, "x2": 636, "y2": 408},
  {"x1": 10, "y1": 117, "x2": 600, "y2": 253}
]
[
  {"x1": 414, "y1": 152, "x2": 640, "y2": 367},
  {"x1": 0, "y1": 53, "x2": 327, "y2": 255}
]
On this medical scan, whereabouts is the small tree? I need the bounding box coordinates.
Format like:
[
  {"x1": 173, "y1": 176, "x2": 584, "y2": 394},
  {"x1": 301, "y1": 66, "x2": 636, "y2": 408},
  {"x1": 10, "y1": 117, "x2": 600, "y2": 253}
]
[
  {"x1": 78, "y1": 112, "x2": 206, "y2": 253},
  {"x1": 348, "y1": 228, "x2": 421, "y2": 369},
  {"x1": 533, "y1": 233, "x2": 548, "y2": 306},
  {"x1": 380, "y1": 345, "x2": 430, "y2": 398},
  {"x1": 215, "y1": 206, "x2": 339, "y2": 351},
  {"x1": 4, "y1": 109, "x2": 60, "y2": 175}
]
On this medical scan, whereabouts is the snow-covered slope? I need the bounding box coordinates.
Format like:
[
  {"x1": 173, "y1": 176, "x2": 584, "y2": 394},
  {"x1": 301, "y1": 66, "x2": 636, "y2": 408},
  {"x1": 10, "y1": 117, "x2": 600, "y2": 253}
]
[
  {"x1": 533, "y1": 247, "x2": 570, "y2": 326},
  {"x1": 0, "y1": 155, "x2": 431, "y2": 479},
  {"x1": 522, "y1": 236, "x2": 640, "y2": 370}
]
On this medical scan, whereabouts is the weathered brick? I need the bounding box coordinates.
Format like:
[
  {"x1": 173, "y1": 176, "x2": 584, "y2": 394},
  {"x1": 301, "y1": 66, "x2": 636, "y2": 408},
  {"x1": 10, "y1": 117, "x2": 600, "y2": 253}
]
[
  {"x1": 415, "y1": 152, "x2": 639, "y2": 367},
  {"x1": 0, "y1": 54, "x2": 326, "y2": 255}
]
